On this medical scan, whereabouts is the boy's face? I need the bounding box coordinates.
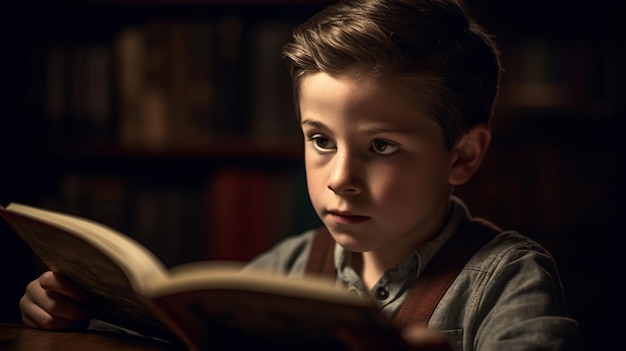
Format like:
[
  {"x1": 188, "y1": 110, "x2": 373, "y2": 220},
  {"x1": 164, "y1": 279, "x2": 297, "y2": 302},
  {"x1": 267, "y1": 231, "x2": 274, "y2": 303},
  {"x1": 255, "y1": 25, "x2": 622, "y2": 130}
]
[{"x1": 299, "y1": 72, "x2": 457, "y2": 256}]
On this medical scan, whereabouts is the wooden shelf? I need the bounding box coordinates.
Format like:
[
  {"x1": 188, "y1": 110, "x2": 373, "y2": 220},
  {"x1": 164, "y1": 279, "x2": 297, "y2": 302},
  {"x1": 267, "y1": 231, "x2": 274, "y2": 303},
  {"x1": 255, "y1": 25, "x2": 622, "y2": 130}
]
[{"x1": 27, "y1": 138, "x2": 305, "y2": 165}]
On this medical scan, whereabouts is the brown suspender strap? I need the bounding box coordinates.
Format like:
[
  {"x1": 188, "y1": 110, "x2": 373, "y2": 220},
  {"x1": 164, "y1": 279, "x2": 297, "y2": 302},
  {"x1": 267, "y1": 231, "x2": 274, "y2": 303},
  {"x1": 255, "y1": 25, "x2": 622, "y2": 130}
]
[
  {"x1": 304, "y1": 218, "x2": 500, "y2": 329},
  {"x1": 393, "y1": 218, "x2": 500, "y2": 328}
]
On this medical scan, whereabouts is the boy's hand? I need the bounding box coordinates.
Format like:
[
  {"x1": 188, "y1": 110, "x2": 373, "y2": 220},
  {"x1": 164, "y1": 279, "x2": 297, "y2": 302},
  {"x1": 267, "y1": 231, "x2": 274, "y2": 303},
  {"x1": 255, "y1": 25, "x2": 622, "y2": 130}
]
[{"x1": 20, "y1": 271, "x2": 91, "y2": 330}]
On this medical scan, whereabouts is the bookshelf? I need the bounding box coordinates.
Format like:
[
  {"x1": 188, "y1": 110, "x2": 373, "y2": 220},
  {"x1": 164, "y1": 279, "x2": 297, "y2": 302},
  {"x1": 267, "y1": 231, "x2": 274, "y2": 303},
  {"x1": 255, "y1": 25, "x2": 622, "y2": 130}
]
[
  {"x1": 3, "y1": 0, "x2": 332, "y2": 263},
  {"x1": 1, "y1": 0, "x2": 334, "y2": 323}
]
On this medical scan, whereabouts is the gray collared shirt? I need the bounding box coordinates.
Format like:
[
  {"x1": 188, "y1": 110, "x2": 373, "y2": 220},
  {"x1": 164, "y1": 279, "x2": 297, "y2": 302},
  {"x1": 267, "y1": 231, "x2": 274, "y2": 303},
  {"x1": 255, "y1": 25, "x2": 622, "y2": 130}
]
[{"x1": 246, "y1": 197, "x2": 578, "y2": 350}]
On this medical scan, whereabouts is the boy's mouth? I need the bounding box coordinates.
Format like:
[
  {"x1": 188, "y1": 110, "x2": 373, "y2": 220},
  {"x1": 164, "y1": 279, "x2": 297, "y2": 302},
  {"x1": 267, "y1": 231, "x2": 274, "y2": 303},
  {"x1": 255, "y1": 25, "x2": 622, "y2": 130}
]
[{"x1": 326, "y1": 210, "x2": 370, "y2": 224}]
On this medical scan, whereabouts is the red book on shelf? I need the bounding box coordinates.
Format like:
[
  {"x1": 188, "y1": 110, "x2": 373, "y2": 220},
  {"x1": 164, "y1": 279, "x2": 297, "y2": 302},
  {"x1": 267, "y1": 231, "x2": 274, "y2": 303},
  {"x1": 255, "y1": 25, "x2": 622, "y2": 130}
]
[{"x1": 206, "y1": 169, "x2": 274, "y2": 261}]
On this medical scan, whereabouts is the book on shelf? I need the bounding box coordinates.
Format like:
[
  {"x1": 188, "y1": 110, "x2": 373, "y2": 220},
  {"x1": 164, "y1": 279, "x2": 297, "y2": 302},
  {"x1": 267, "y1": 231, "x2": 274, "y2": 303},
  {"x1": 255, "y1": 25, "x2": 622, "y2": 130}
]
[
  {"x1": 0, "y1": 202, "x2": 404, "y2": 350},
  {"x1": 205, "y1": 168, "x2": 321, "y2": 262},
  {"x1": 115, "y1": 18, "x2": 219, "y2": 151},
  {"x1": 248, "y1": 19, "x2": 301, "y2": 141}
]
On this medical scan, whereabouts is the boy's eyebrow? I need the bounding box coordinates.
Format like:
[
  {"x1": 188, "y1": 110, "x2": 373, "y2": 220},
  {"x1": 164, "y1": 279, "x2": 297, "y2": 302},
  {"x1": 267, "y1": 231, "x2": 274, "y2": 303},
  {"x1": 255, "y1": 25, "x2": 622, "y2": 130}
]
[
  {"x1": 301, "y1": 118, "x2": 411, "y2": 135},
  {"x1": 360, "y1": 127, "x2": 409, "y2": 136},
  {"x1": 300, "y1": 119, "x2": 326, "y2": 129}
]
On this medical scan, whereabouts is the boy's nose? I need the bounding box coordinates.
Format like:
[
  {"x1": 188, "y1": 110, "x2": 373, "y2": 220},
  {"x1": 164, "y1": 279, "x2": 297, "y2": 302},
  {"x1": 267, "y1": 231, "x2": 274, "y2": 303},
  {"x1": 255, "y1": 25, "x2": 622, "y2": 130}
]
[{"x1": 327, "y1": 151, "x2": 362, "y2": 195}]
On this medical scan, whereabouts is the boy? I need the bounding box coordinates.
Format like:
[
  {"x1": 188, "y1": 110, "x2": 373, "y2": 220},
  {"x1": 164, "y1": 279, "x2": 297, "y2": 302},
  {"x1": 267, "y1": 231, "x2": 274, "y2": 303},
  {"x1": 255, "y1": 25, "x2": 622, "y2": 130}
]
[{"x1": 19, "y1": 0, "x2": 578, "y2": 349}]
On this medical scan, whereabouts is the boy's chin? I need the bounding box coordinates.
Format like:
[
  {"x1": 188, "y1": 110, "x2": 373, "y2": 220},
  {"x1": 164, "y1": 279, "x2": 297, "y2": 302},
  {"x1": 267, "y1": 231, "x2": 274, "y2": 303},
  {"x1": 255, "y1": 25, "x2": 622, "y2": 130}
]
[{"x1": 330, "y1": 232, "x2": 377, "y2": 253}]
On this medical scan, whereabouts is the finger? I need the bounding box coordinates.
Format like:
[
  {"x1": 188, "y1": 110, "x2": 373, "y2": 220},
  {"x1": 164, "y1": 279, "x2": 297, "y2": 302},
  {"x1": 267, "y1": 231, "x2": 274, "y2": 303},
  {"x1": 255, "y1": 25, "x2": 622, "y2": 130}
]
[
  {"x1": 42, "y1": 289, "x2": 91, "y2": 321},
  {"x1": 39, "y1": 271, "x2": 91, "y2": 303},
  {"x1": 23, "y1": 275, "x2": 91, "y2": 325},
  {"x1": 20, "y1": 293, "x2": 87, "y2": 330},
  {"x1": 401, "y1": 325, "x2": 451, "y2": 351}
]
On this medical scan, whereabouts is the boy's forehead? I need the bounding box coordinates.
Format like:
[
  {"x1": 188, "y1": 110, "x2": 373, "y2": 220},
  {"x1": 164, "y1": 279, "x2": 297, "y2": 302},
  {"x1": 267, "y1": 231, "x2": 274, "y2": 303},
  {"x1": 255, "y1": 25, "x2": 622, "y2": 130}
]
[
  {"x1": 299, "y1": 72, "x2": 440, "y2": 133},
  {"x1": 299, "y1": 72, "x2": 397, "y2": 108},
  {"x1": 299, "y1": 71, "x2": 434, "y2": 107},
  {"x1": 300, "y1": 72, "x2": 428, "y2": 111}
]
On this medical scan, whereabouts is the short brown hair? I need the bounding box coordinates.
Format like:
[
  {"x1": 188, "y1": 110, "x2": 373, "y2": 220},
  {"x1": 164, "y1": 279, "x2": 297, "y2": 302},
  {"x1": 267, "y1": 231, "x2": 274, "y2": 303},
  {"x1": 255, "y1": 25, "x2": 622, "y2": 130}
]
[{"x1": 282, "y1": 0, "x2": 501, "y2": 148}]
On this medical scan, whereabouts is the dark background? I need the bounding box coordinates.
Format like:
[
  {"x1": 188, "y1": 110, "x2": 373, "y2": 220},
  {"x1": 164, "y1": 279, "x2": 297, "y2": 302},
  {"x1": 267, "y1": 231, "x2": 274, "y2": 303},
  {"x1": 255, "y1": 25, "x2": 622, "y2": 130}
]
[{"x1": 1, "y1": 1, "x2": 623, "y2": 350}]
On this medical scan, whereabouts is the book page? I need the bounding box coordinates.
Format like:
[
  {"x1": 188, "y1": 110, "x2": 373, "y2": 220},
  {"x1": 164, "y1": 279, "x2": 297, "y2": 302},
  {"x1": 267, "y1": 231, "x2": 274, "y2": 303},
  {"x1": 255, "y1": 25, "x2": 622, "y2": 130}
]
[
  {"x1": 4, "y1": 203, "x2": 168, "y2": 285},
  {"x1": 0, "y1": 204, "x2": 176, "y2": 340},
  {"x1": 142, "y1": 263, "x2": 404, "y2": 350}
]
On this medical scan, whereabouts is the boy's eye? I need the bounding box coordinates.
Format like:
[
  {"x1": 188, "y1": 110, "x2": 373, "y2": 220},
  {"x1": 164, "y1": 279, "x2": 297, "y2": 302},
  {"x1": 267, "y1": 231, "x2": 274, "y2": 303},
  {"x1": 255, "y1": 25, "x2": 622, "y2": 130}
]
[
  {"x1": 311, "y1": 134, "x2": 336, "y2": 152},
  {"x1": 371, "y1": 139, "x2": 399, "y2": 155}
]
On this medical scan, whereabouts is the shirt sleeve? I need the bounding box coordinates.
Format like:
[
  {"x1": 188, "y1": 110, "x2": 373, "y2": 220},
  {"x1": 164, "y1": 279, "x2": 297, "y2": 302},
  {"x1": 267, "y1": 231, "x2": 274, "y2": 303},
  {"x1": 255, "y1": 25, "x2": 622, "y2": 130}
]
[
  {"x1": 242, "y1": 229, "x2": 316, "y2": 279},
  {"x1": 471, "y1": 233, "x2": 579, "y2": 350}
]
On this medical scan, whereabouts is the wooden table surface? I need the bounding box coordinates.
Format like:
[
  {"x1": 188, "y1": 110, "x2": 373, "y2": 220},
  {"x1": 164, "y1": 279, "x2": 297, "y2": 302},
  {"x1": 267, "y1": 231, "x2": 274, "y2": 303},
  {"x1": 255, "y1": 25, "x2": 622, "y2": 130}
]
[{"x1": 0, "y1": 323, "x2": 187, "y2": 351}]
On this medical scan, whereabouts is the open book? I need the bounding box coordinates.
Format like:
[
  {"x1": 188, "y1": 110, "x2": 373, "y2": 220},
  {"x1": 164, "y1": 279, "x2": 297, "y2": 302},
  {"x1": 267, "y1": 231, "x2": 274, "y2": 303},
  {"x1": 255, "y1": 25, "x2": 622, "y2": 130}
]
[{"x1": 1, "y1": 203, "x2": 404, "y2": 350}]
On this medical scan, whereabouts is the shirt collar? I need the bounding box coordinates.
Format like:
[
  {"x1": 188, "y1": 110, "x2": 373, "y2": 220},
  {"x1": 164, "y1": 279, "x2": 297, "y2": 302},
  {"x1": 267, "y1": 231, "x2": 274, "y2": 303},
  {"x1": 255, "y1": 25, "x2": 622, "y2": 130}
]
[{"x1": 334, "y1": 195, "x2": 471, "y2": 280}]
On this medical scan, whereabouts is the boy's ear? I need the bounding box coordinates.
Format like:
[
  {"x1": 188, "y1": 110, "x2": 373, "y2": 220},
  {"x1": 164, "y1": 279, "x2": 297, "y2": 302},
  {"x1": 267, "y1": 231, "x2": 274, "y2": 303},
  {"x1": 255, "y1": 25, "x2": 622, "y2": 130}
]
[{"x1": 449, "y1": 124, "x2": 491, "y2": 186}]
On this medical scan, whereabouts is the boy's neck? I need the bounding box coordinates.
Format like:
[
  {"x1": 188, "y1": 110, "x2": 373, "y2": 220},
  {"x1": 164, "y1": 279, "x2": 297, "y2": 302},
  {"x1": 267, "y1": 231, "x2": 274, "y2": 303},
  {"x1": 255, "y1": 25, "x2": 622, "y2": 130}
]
[
  {"x1": 352, "y1": 251, "x2": 391, "y2": 290},
  {"x1": 352, "y1": 201, "x2": 454, "y2": 290},
  {"x1": 352, "y1": 247, "x2": 416, "y2": 290}
]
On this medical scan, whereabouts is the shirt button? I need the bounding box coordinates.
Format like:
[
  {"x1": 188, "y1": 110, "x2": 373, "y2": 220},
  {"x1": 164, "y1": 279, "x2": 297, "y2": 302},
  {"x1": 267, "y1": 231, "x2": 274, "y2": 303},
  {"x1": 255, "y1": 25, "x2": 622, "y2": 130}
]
[
  {"x1": 375, "y1": 287, "x2": 389, "y2": 300},
  {"x1": 347, "y1": 287, "x2": 360, "y2": 295}
]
